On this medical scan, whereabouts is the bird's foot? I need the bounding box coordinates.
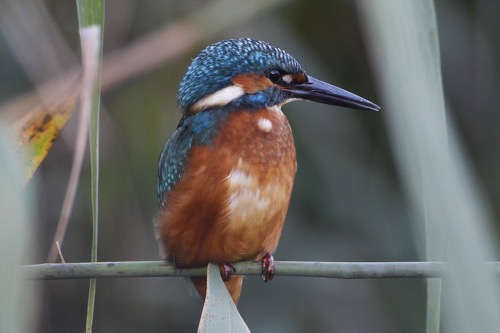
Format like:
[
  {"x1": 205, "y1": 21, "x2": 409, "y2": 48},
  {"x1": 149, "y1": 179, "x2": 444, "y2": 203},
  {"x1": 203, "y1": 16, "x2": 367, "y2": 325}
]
[
  {"x1": 169, "y1": 256, "x2": 184, "y2": 274},
  {"x1": 218, "y1": 263, "x2": 236, "y2": 281},
  {"x1": 261, "y1": 253, "x2": 275, "y2": 282}
]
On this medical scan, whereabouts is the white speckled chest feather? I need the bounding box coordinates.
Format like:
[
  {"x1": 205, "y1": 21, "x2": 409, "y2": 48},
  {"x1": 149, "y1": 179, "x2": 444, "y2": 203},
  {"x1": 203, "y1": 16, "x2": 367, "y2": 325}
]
[{"x1": 216, "y1": 106, "x2": 297, "y2": 254}]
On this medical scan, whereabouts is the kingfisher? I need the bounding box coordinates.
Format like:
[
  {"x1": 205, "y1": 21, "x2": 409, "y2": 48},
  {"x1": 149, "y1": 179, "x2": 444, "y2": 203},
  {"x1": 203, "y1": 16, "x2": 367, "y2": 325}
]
[{"x1": 156, "y1": 38, "x2": 379, "y2": 305}]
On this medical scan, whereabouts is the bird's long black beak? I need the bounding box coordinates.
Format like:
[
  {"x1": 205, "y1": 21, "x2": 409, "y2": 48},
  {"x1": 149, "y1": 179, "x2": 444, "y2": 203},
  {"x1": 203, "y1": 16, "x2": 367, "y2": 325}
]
[{"x1": 288, "y1": 76, "x2": 380, "y2": 112}]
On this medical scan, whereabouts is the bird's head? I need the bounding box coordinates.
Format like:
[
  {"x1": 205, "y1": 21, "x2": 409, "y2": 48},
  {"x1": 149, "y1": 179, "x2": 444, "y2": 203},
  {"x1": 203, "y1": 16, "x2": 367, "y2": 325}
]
[{"x1": 177, "y1": 38, "x2": 380, "y2": 114}]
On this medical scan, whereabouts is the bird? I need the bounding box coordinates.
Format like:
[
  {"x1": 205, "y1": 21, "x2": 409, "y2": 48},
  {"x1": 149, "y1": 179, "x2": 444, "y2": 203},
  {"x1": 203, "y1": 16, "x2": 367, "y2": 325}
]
[{"x1": 156, "y1": 38, "x2": 379, "y2": 305}]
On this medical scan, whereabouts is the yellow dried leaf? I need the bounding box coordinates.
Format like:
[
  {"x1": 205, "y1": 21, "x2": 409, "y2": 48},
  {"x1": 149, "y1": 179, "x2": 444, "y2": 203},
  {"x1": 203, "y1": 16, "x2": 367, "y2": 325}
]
[{"x1": 11, "y1": 88, "x2": 79, "y2": 183}]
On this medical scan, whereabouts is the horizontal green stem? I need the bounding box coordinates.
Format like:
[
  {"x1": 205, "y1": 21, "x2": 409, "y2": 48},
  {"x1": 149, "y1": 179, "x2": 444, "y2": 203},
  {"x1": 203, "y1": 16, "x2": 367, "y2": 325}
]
[{"x1": 20, "y1": 261, "x2": 500, "y2": 280}]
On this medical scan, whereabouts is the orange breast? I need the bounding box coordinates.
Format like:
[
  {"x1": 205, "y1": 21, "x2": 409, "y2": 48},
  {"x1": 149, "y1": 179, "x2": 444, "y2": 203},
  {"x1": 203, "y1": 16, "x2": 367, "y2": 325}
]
[{"x1": 158, "y1": 106, "x2": 296, "y2": 267}]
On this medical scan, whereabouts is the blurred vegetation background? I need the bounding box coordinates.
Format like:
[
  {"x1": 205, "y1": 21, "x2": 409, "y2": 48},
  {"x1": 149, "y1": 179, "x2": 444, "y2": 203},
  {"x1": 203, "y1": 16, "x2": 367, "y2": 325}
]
[{"x1": 0, "y1": 0, "x2": 499, "y2": 332}]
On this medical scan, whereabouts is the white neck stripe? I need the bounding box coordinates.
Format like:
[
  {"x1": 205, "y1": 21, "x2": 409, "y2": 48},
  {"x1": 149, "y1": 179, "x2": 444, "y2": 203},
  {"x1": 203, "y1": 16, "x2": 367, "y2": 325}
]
[{"x1": 192, "y1": 85, "x2": 245, "y2": 111}]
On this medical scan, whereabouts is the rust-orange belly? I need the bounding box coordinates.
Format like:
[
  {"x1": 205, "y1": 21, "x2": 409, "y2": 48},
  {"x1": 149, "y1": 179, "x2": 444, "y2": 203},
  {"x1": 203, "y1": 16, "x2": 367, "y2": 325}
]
[{"x1": 157, "y1": 106, "x2": 296, "y2": 268}]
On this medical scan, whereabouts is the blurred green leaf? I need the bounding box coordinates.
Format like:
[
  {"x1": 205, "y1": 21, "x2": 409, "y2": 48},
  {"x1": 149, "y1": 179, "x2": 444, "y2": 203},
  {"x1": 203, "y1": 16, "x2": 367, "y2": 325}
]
[
  {"x1": 358, "y1": 0, "x2": 500, "y2": 332},
  {"x1": 0, "y1": 127, "x2": 37, "y2": 332}
]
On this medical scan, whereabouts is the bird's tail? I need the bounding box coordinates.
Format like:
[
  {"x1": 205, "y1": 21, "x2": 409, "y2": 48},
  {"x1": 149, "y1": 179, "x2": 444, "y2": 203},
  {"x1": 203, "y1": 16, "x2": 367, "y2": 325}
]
[{"x1": 191, "y1": 275, "x2": 244, "y2": 305}]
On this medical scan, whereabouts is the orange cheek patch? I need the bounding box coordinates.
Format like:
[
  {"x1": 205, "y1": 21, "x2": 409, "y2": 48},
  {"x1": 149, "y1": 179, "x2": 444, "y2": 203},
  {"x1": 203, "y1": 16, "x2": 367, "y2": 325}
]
[
  {"x1": 232, "y1": 74, "x2": 274, "y2": 93},
  {"x1": 293, "y1": 73, "x2": 307, "y2": 84}
]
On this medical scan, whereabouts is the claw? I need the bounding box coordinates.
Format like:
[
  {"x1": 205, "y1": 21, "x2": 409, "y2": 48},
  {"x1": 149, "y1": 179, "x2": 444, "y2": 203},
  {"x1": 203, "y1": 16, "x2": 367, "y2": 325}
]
[
  {"x1": 261, "y1": 253, "x2": 275, "y2": 282},
  {"x1": 218, "y1": 263, "x2": 236, "y2": 281},
  {"x1": 170, "y1": 256, "x2": 183, "y2": 274}
]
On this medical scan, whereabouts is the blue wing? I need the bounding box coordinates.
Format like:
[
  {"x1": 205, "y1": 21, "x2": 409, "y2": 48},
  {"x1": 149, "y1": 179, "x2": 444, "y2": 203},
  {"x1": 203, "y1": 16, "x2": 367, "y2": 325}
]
[
  {"x1": 157, "y1": 117, "x2": 193, "y2": 208},
  {"x1": 157, "y1": 109, "x2": 229, "y2": 208}
]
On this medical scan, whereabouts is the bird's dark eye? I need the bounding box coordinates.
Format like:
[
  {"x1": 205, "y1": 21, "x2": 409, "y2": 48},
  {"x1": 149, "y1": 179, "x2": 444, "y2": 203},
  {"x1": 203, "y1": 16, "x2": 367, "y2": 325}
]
[{"x1": 268, "y1": 69, "x2": 282, "y2": 83}]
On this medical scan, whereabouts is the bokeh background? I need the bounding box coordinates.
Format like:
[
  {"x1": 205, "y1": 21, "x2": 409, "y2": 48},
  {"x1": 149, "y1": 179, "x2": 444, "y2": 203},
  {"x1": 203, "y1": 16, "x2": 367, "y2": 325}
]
[{"x1": 1, "y1": 0, "x2": 499, "y2": 332}]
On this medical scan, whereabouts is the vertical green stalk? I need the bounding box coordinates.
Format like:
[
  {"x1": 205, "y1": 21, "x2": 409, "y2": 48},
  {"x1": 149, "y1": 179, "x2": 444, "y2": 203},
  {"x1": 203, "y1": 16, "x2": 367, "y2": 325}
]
[
  {"x1": 422, "y1": 6, "x2": 444, "y2": 332},
  {"x1": 76, "y1": 0, "x2": 104, "y2": 332}
]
